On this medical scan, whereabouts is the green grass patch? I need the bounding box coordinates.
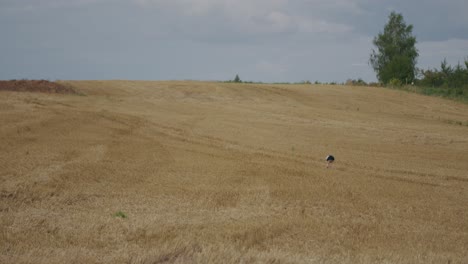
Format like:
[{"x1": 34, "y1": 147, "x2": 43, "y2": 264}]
[
  {"x1": 384, "y1": 85, "x2": 468, "y2": 104},
  {"x1": 113, "y1": 211, "x2": 127, "y2": 219}
]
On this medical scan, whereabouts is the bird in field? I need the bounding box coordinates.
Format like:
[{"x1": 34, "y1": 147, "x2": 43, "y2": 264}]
[{"x1": 326, "y1": 155, "x2": 335, "y2": 168}]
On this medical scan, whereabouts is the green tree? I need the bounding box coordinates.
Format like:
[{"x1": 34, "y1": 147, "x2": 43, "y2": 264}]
[
  {"x1": 233, "y1": 74, "x2": 241, "y2": 83},
  {"x1": 370, "y1": 12, "x2": 419, "y2": 84},
  {"x1": 440, "y1": 58, "x2": 453, "y2": 77}
]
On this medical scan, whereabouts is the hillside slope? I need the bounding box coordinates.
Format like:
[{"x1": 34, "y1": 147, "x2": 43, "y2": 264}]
[{"x1": 1, "y1": 81, "x2": 467, "y2": 263}]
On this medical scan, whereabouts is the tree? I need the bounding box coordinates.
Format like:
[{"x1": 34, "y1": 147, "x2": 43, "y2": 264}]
[
  {"x1": 440, "y1": 58, "x2": 453, "y2": 82},
  {"x1": 370, "y1": 12, "x2": 418, "y2": 84},
  {"x1": 233, "y1": 74, "x2": 241, "y2": 83}
]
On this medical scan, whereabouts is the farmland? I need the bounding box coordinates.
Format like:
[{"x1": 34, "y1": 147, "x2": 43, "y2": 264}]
[{"x1": 1, "y1": 81, "x2": 468, "y2": 263}]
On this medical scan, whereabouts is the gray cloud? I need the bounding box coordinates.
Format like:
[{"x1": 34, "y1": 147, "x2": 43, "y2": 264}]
[
  {"x1": 418, "y1": 39, "x2": 468, "y2": 70},
  {"x1": 0, "y1": 0, "x2": 466, "y2": 82}
]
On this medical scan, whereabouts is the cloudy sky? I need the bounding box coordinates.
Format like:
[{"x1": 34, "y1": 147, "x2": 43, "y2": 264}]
[{"x1": 1, "y1": 0, "x2": 467, "y2": 83}]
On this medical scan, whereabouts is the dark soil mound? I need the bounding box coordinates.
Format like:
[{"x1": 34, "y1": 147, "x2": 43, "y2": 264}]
[{"x1": 0, "y1": 80, "x2": 77, "y2": 94}]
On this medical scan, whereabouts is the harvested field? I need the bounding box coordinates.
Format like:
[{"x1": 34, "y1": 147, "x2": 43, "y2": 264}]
[{"x1": 1, "y1": 81, "x2": 468, "y2": 263}]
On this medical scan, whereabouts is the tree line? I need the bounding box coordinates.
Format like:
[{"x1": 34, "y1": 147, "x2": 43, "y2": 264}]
[
  {"x1": 418, "y1": 59, "x2": 468, "y2": 89},
  {"x1": 370, "y1": 11, "x2": 467, "y2": 93}
]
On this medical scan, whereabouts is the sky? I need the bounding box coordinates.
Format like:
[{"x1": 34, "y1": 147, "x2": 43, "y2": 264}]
[{"x1": 1, "y1": 0, "x2": 467, "y2": 83}]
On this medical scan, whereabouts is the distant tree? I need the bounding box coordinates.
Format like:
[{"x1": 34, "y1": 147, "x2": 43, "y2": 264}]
[
  {"x1": 440, "y1": 58, "x2": 453, "y2": 77},
  {"x1": 345, "y1": 78, "x2": 367, "y2": 86},
  {"x1": 419, "y1": 68, "x2": 444, "y2": 87},
  {"x1": 418, "y1": 57, "x2": 468, "y2": 88},
  {"x1": 370, "y1": 12, "x2": 419, "y2": 84},
  {"x1": 233, "y1": 74, "x2": 242, "y2": 83}
]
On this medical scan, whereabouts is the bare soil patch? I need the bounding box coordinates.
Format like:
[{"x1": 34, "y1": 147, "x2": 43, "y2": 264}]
[{"x1": 0, "y1": 80, "x2": 77, "y2": 94}]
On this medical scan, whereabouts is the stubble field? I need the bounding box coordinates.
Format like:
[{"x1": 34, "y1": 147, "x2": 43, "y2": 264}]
[{"x1": 1, "y1": 81, "x2": 468, "y2": 263}]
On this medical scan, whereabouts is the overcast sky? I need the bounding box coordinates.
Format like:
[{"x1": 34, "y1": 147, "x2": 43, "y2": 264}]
[{"x1": 1, "y1": 0, "x2": 467, "y2": 83}]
